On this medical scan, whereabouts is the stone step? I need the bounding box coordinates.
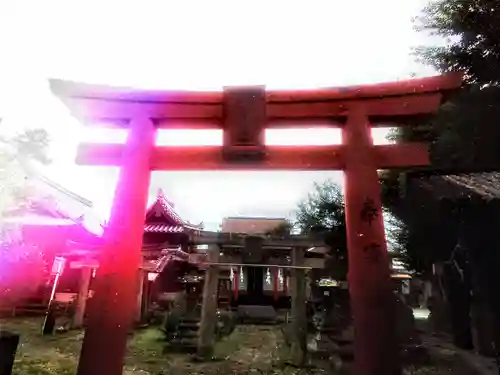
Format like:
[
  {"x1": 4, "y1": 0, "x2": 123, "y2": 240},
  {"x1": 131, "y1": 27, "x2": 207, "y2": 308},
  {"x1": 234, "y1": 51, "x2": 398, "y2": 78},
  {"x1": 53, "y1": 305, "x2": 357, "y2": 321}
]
[
  {"x1": 178, "y1": 322, "x2": 200, "y2": 331},
  {"x1": 176, "y1": 330, "x2": 199, "y2": 339},
  {"x1": 181, "y1": 316, "x2": 201, "y2": 323}
]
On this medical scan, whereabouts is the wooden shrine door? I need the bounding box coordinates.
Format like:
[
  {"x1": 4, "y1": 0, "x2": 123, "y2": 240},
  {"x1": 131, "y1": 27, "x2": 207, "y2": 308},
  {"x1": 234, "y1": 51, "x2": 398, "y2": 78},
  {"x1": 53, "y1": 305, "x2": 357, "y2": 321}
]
[{"x1": 51, "y1": 72, "x2": 462, "y2": 375}]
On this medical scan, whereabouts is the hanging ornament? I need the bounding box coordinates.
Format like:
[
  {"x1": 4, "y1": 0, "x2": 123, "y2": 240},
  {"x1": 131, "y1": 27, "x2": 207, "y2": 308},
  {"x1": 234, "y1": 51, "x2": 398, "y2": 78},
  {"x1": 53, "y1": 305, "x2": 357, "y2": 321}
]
[
  {"x1": 265, "y1": 268, "x2": 271, "y2": 285},
  {"x1": 239, "y1": 266, "x2": 244, "y2": 283},
  {"x1": 278, "y1": 268, "x2": 284, "y2": 287},
  {"x1": 230, "y1": 267, "x2": 234, "y2": 282}
]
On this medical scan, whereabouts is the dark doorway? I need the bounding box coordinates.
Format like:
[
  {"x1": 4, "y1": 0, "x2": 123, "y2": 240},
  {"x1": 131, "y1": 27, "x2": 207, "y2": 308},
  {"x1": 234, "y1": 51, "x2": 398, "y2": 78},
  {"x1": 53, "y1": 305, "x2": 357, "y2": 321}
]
[
  {"x1": 250, "y1": 267, "x2": 264, "y2": 297},
  {"x1": 238, "y1": 267, "x2": 268, "y2": 305}
]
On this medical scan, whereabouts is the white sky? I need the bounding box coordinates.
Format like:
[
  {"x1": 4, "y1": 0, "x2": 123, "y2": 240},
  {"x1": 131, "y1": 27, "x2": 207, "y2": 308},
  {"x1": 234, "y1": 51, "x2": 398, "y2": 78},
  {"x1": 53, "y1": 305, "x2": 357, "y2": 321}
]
[{"x1": 0, "y1": 0, "x2": 439, "y2": 230}]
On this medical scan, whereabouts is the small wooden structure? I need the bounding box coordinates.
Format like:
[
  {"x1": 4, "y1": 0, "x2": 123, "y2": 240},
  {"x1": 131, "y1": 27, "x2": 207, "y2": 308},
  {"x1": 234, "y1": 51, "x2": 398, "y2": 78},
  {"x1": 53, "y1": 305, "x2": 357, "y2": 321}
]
[{"x1": 51, "y1": 73, "x2": 462, "y2": 375}]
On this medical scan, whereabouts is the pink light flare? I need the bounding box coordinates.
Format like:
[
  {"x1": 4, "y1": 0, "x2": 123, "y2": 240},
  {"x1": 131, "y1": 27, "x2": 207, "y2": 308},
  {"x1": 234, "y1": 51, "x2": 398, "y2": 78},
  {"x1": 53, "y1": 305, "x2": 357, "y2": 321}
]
[{"x1": 0, "y1": 241, "x2": 49, "y2": 306}]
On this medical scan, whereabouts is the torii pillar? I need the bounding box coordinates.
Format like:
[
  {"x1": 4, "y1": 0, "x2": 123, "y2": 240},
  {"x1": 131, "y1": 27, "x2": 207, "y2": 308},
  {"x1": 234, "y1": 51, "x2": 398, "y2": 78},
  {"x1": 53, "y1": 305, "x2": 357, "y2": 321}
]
[
  {"x1": 50, "y1": 72, "x2": 462, "y2": 375},
  {"x1": 343, "y1": 107, "x2": 399, "y2": 374},
  {"x1": 75, "y1": 117, "x2": 156, "y2": 375}
]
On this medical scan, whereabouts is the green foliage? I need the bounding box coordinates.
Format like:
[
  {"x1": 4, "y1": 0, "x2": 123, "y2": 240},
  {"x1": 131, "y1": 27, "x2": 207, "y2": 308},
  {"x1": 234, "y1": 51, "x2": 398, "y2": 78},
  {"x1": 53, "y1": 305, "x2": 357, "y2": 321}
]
[
  {"x1": 264, "y1": 220, "x2": 295, "y2": 237},
  {"x1": 415, "y1": 0, "x2": 500, "y2": 86},
  {"x1": 382, "y1": 0, "x2": 500, "y2": 273},
  {"x1": 295, "y1": 180, "x2": 409, "y2": 275},
  {"x1": 294, "y1": 180, "x2": 348, "y2": 279},
  {"x1": 411, "y1": 0, "x2": 500, "y2": 169}
]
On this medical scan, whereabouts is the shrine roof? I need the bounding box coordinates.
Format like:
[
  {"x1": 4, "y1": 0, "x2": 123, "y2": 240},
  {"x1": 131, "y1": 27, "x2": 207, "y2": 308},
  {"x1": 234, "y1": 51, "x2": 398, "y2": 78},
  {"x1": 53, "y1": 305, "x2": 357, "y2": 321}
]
[
  {"x1": 411, "y1": 171, "x2": 500, "y2": 201},
  {"x1": 50, "y1": 73, "x2": 462, "y2": 103},
  {"x1": 144, "y1": 189, "x2": 203, "y2": 232}
]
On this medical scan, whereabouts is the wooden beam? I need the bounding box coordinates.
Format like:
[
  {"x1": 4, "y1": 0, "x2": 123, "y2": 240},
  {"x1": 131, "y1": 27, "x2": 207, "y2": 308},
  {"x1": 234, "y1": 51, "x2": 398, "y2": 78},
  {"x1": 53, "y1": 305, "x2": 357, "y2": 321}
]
[
  {"x1": 77, "y1": 142, "x2": 429, "y2": 170},
  {"x1": 374, "y1": 143, "x2": 430, "y2": 168},
  {"x1": 71, "y1": 267, "x2": 92, "y2": 329},
  {"x1": 51, "y1": 73, "x2": 461, "y2": 107},
  {"x1": 135, "y1": 270, "x2": 145, "y2": 323},
  {"x1": 190, "y1": 231, "x2": 325, "y2": 248},
  {"x1": 267, "y1": 93, "x2": 442, "y2": 120},
  {"x1": 63, "y1": 92, "x2": 442, "y2": 124},
  {"x1": 152, "y1": 146, "x2": 346, "y2": 170},
  {"x1": 210, "y1": 258, "x2": 326, "y2": 269},
  {"x1": 62, "y1": 97, "x2": 223, "y2": 121},
  {"x1": 197, "y1": 245, "x2": 220, "y2": 358},
  {"x1": 49, "y1": 78, "x2": 223, "y2": 103},
  {"x1": 51, "y1": 74, "x2": 460, "y2": 125},
  {"x1": 77, "y1": 144, "x2": 346, "y2": 170},
  {"x1": 290, "y1": 246, "x2": 307, "y2": 366},
  {"x1": 266, "y1": 72, "x2": 462, "y2": 102}
]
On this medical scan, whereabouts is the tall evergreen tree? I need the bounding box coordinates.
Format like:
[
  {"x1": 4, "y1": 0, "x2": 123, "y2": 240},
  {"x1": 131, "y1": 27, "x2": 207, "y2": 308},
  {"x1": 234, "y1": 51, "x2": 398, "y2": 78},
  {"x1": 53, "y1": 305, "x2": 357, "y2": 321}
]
[{"x1": 412, "y1": 0, "x2": 500, "y2": 170}]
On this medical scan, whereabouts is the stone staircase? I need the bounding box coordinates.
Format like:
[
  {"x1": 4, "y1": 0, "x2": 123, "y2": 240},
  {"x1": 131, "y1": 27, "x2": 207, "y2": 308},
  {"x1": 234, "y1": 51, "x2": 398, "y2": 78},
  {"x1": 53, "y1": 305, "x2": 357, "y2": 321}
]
[
  {"x1": 164, "y1": 278, "x2": 237, "y2": 353},
  {"x1": 168, "y1": 315, "x2": 200, "y2": 353}
]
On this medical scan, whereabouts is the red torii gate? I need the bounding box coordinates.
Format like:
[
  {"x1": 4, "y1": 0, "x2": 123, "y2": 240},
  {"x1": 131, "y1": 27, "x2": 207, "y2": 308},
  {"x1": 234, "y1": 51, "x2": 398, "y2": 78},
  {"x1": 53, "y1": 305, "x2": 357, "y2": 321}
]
[{"x1": 50, "y1": 73, "x2": 462, "y2": 375}]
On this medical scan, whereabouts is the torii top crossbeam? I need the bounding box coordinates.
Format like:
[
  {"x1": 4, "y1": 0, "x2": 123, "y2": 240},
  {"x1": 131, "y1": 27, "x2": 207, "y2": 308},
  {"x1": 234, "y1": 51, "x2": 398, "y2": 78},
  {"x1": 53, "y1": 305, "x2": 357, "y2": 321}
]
[
  {"x1": 50, "y1": 73, "x2": 463, "y2": 375},
  {"x1": 50, "y1": 73, "x2": 462, "y2": 171}
]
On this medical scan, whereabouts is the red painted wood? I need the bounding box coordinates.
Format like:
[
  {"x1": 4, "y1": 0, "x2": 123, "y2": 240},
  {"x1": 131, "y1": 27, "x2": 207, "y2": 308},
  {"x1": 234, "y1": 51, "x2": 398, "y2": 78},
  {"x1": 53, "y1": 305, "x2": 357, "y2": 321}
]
[
  {"x1": 64, "y1": 92, "x2": 442, "y2": 125},
  {"x1": 223, "y1": 87, "x2": 266, "y2": 152},
  {"x1": 273, "y1": 267, "x2": 279, "y2": 300},
  {"x1": 375, "y1": 143, "x2": 429, "y2": 168},
  {"x1": 50, "y1": 72, "x2": 461, "y2": 106},
  {"x1": 49, "y1": 78, "x2": 224, "y2": 103},
  {"x1": 51, "y1": 74, "x2": 459, "y2": 125},
  {"x1": 267, "y1": 93, "x2": 442, "y2": 120},
  {"x1": 76, "y1": 117, "x2": 156, "y2": 375},
  {"x1": 51, "y1": 73, "x2": 464, "y2": 375},
  {"x1": 76, "y1": 143, "x2": 429, "y2": 170},
  {"x1": 267, "y1": 72, "x2": 462, "y2": 102},
  {"x1": 63, "y1": 97, "x2": 223, "y2": 121},
  {"x1": 77, "y1": 144, "x2": 347, "y2": 170},
  {"x1": 233, "y1": 267, "x2": 239, "y2": 300},
  {"x1": 342, "y1": 106, "x2": 400, "y2": 375}
]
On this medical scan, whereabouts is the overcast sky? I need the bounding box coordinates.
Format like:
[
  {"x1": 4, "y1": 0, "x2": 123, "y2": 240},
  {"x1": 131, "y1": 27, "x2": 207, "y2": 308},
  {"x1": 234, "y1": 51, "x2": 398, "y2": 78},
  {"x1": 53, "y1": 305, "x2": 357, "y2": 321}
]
[{"x1": 0, "y1": 1, "x2": 439, "y2": 230}]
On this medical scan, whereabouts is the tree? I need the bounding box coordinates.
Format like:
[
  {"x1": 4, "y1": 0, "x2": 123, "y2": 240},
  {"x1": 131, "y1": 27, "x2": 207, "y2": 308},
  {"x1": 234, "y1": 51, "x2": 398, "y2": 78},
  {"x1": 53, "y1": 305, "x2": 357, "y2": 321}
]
[
  {"x1": 411, "y1": 0, "x2": 500, "y2": 170},
  {"x1": 381, "y1": 0, "x2": 500, "y2": 273},
  {"x1": 415, "y1": 0, "x2": 500, "y2": 87},
  {"x1": 294, "y1": 180, "x2": 348, "y2": 279},
  {"x1": 379, "y1": 0, "x2": 500, "y2": 349},
  {"x1": 264, "y1": 220, "x2": 295, "y2": 237},
  {"x1": 0, "y1": 128, "x2": 52, "y2": 305}
]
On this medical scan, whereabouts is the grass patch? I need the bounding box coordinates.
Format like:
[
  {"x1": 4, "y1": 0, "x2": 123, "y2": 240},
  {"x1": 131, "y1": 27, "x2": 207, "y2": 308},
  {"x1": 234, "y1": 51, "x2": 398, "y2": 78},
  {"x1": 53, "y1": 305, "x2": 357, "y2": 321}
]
[
  {"x1": 0, "y1": 318, "x2": 308, "y2": 375},
  {"x1": 0, "y1": 317, "x2": 460, "y2": 375}
]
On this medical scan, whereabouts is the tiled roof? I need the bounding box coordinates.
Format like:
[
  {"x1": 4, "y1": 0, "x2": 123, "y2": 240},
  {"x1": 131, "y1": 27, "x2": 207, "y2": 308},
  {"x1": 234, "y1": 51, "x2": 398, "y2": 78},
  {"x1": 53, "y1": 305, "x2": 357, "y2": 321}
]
[
  {"x1": 414, "y1": 172, "x2": 500, "y2": 200},
  {"x1": 144, "y1": 224, "x2": 184, "y2": 233},
  {"x1": 146, "y1": 189, "x2": 184, "y2": 224},
  {"x1": 145, "y1": 189, "x2": 203, "y2": 232}
]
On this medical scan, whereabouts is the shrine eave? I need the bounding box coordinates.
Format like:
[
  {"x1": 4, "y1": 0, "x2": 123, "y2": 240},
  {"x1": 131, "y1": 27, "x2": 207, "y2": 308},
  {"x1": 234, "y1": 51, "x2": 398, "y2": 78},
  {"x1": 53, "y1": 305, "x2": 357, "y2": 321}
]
[
  {"x1": 49, "y1": 73, "x2": 463, "y2": 127},
  {"x1": 144, "y1": 224, "x2": 185, "y2": 233}
]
